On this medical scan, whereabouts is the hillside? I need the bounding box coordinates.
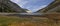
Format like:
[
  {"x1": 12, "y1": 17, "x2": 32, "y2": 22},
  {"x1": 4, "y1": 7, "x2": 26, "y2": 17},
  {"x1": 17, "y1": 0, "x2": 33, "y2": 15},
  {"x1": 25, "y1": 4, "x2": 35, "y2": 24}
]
[
  {"x1": 37, "y1": 0, "x2": 60, "y2": 13},
  {"x1": 0, "y1": 0, "x2": 27, "y2": 13}
]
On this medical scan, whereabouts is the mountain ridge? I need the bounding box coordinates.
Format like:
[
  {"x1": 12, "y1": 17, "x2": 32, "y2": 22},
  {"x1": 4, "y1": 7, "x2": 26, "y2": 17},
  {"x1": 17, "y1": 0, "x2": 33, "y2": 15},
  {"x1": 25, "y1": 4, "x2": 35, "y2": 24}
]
[
  {"x1": 37, "y1": 0, "x2": 60, "y2": 13},
  {"x1": 0, "y1": 0, "x2": 27, "y2": 13}
]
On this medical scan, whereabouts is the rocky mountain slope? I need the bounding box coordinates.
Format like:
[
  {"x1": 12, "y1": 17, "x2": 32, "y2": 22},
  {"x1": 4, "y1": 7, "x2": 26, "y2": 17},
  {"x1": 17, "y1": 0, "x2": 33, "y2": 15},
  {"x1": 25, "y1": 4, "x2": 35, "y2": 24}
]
[
  {"x1": 37, "y1": 0, "x2": 60, "y2": 13},
  {"x1": 0, "y1": 0, "x2": 27, "y2": 13}
]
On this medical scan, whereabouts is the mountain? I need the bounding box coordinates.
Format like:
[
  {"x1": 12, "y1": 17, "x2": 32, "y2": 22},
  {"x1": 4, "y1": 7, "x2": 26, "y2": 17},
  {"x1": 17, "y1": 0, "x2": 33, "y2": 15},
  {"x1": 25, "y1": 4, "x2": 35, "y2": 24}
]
[
  {"x1": 37, "y1": 0, "x2": 60, "y2": 13},
  {"x1": 0, "y1": 0, "x2": 27, "y2": 13}
]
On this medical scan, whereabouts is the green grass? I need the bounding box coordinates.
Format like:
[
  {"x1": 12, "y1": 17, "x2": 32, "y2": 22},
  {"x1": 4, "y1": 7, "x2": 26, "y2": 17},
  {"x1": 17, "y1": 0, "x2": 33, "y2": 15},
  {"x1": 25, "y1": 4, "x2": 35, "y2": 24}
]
[
  {"x1": 0, "y1": 16, "x2": 32, "y2": 26},
  {"x1": 0, "y1": 15, "x2": 59, "y2": 26}
]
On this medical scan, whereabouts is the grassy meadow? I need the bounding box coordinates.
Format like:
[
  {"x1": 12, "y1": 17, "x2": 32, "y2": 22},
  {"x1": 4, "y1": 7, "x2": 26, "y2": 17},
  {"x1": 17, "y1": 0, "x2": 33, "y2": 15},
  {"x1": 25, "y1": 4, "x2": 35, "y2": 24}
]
[{"x1": 0, "y1": 15, "x2": 59, "y2": 26}]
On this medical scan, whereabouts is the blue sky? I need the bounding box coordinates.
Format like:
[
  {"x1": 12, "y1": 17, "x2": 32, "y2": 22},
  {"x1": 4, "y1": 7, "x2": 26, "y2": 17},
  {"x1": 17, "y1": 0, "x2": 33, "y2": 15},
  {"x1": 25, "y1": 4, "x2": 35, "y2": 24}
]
[{"x1": 11, "y1": 0, "x2": 54, "y2": 12}]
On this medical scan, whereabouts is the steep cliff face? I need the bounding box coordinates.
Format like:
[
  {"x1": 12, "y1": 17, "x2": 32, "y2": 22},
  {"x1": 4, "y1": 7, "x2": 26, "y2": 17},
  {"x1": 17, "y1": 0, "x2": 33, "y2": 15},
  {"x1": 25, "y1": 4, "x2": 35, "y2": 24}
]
[
  {"x1": 37, "y1": 0, "x2": 60, "y2": 13},
  {"x1": 0, "y1": 0, "x2": 27, "y2": 13}
]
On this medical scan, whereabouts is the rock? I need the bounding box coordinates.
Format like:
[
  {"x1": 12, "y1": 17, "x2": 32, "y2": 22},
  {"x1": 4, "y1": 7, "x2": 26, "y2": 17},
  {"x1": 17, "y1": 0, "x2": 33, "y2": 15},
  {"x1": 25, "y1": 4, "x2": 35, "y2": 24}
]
[
  {"x1": 0, "y1": 0, "x2": 27, "y2": 13},
  {"x1": 37, "y1": 0, "x2": 60, "y2": 13}
]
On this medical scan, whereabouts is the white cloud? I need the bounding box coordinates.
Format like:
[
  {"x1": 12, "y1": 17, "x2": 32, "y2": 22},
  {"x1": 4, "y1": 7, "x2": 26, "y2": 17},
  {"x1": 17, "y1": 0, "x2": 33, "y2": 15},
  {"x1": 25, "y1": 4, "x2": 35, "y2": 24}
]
[
  {"x1": 11, "y1": 0, "x2": 20, "y2": 3},
  {"x1": 10, "y1": 0, "x2": 48, "y2": 12},
  {"x1": 26, "y1": 6, "x2": 33, "y2": 10},
  {"x1": 11, "y1": 0, "x2": 29, "y2": 8},
  {"x1": 38, "y1": 5, "x2": 47, "y2": 9},
  {"x1": 18, "y1": 1, "x2": 29, "y2": 7},
  {"x1": 32, "y1": 5, "x2": 47, "y2": 12}
]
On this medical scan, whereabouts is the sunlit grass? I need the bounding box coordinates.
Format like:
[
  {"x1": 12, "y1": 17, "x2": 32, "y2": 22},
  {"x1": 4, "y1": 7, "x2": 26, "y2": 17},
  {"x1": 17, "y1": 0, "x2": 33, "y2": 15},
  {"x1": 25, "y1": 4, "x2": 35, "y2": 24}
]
[
  {"x1": 0, "y1": 15, "x2": 59, "y2": 26},
  {"x1": 0, "y1": 15, "x2": 32, "y2": 26}
]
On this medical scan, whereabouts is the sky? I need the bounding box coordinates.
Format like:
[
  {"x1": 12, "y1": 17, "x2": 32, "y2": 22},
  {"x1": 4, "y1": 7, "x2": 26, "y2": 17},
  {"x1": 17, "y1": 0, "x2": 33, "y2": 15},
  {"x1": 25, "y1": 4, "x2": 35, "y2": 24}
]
[{"x1": 11, "y1": 0, "x2": 54, "y2": 12}]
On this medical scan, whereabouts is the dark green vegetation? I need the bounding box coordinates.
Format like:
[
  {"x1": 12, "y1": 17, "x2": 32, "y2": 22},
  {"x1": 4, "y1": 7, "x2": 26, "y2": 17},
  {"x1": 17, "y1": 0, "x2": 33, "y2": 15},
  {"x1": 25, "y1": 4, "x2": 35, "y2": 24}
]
[
  {"x1": 0, "y1": 16, "x2": 32, "y2": 26},
  {"x1": 0, "y1": 15, "x2": 60, "y2": 26},
  {"x1": 0, "y1": 0, "x2": 27, "y2": 13},
  {"x1": 0, "y1": 3, "x2": 16, "y2": 13},
  {"x1": 0, "y1": 15, "x2": 51, "y2": 26}
]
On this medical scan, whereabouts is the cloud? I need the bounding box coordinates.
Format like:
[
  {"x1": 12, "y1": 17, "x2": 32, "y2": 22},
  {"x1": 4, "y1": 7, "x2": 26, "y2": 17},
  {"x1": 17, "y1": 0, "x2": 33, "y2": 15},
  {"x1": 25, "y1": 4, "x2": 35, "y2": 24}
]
[
  {"x1": 18, "y1": 1, "x2": 28, "y2": 7},
  {"x1": 24, "y1": 5, "x2": 47, "y2": 12},
  {"x1": 11, "y1": 0, "x2": 53, "y2": 12},
  {"x1": 38, "y1": 5, "x2": 47, "y2": 9},
  {"x1": 11, "y1": 0, "x2": 28, "y2": 7},
  {"x1": 11, "y1": 0, "x2": 20, "y2": 3},
  {"x1": 32, "y1": 5, "x2": 47, "y2": 12}
]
